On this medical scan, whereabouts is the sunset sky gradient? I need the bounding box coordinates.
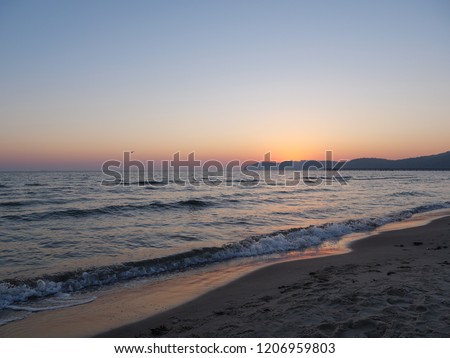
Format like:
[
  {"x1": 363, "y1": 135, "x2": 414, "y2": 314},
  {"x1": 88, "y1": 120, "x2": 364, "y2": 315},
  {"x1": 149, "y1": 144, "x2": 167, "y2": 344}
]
[{"x1": 1, "y1": 0, "x2": 449, "y2": 170}]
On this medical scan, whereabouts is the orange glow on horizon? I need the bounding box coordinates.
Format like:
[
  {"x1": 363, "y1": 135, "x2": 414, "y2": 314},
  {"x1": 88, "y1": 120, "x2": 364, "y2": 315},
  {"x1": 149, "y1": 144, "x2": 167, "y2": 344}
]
[{"x1": 1, "y1": 144, "x2": 449, "y2": 170}]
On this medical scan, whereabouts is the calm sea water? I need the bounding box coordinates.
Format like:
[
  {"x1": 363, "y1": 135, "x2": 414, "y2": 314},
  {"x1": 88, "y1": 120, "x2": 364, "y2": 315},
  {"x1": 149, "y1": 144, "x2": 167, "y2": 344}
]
[{"x1": 0, "y1": 170, "x2": 449, "y2": 324}]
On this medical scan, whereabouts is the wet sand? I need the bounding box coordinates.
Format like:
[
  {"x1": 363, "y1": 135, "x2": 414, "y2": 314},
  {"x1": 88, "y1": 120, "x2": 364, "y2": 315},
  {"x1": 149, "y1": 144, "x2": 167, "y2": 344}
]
[{"x1": 101, "y1": 216, "x2": 450, "y2": 338}]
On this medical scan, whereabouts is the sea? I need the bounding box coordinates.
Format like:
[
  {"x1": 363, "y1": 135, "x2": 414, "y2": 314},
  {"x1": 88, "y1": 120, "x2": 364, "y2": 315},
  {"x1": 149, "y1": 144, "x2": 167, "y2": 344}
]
[{"x1": 0, "y1": 169, "x2": 449, "y2": 326}]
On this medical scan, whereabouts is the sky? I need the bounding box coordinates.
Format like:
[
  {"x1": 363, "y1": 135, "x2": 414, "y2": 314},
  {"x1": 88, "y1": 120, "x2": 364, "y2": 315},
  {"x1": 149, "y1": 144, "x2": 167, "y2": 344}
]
[{"x1": 1, "y1": 0, "x2": 449, "y2": 170}]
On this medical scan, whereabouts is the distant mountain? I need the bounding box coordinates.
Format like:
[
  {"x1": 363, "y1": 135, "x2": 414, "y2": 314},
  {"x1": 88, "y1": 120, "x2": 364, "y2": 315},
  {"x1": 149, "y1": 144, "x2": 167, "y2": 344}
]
[
  {"x1": 342, "y1": 151, "x2": 450, "y2": 170},
  {"x1": 246, "y1": 151, "x2": 450, "y2": 170}
]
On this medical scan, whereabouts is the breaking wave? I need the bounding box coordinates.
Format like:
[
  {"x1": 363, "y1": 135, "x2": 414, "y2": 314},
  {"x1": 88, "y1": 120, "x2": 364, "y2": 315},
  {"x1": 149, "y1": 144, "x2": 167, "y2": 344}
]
[
  {"x1": 1, "y1": 202, "x2": 448, "y2": 310},
  {"x1": 1, "y1": 199, "x2": 215, "y2": 221}
]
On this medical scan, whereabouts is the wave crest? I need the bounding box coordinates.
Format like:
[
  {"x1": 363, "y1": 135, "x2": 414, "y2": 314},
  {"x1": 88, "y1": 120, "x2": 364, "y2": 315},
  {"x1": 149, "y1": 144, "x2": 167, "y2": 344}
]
[
  {"x1": 1, "y1": 201, "x2": 448, "y2": 309},
  {"x1": 2, "y1": 199, "x2": 215, "y2": 221}
]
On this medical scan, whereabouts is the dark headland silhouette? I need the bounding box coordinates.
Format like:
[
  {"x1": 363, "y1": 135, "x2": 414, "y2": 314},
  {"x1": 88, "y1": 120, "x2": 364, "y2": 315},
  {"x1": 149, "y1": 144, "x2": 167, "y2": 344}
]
[
  {"x1": 342, "y1": 150, "x2": 450, "y2": 170},
  {"x1": 249, "y1": 151, "x2": 450, "y2": 170}
]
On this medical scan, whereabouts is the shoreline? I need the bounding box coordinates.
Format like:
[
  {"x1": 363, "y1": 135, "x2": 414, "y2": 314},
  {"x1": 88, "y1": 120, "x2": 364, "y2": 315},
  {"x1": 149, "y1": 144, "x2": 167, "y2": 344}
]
[
  {"x1": 100, "y1": 215, "x2": 450, "y2": 338},
  {"x1": 0, "y1": 210, "x2": 449, "y2": 337}
]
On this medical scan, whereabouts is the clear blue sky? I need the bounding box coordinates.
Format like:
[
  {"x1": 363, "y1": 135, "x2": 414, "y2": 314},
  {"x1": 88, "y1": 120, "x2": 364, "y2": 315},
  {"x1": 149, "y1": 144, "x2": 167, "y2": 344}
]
[{"x1": 1, "y1": 0, "x2": 449, "y2": 169}]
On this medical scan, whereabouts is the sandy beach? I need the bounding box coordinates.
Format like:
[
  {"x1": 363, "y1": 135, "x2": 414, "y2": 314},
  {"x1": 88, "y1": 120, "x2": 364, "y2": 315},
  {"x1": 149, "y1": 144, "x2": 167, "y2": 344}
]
[{"x1": 101, "y1": 216, "x2": 450, "y2": 338}]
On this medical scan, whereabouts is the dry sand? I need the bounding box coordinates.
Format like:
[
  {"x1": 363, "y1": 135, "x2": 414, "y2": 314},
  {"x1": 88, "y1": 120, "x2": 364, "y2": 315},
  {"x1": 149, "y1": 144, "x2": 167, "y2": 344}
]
[{"x1": 101, "y1": 216, "x2": 450, "y2": 338}]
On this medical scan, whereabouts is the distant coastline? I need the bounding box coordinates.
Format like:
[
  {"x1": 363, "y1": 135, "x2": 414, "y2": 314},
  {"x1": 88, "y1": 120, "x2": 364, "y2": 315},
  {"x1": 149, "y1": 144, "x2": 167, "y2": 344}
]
[{"x1": 249, "y1": 150, "x2": 450, "y2": 171}]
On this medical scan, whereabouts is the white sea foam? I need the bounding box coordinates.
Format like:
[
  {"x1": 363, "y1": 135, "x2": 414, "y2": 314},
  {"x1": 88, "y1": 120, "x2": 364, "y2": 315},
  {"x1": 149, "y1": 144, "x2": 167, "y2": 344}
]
[
  {"x1": 0, "y1": 311, "x2": 29, "y2": 326},
  {"x1": 6, "y1": 295, "x2": 96, "y2": 312},
  {"x1": 1, "y1": 202, "x2": 448, "y2": 312}
]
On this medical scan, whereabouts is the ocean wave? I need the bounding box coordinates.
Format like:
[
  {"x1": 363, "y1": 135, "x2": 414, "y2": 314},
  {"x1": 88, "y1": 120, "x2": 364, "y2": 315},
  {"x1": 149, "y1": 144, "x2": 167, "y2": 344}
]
[
  {"x1": 132, "y1": 180, "x2": 170, "y2": 186},
  {"x1": 352, "y1": 176, "x2": 416, "y2": 181},
  {"x1": 0, "y1": 198, "x2": 79, "y2": 208},
  {"x1": 6, "y1": 295, "x2": 96, "y2": 312},
  {"x1": 1, "y1": 199, "x2": 215, "y2": 221},
  {"x1": 0, "y1": 201, "x2": 30, "y2": 207},
  {"x1": 0, "y1": 295, "x2": 95, "y2": 325},
  {"x1": 176, "y1": 199, "x2": 211, "y2": 207},
  {"x1": 0, "y1": 310, "x2": 29, "y2": 326},
  {"x1": 1, "y1": 201, "x2": 448, "y2": 309},
  {"x1": 391, "y1": 191, "x2": 428, "y2": 197}
]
